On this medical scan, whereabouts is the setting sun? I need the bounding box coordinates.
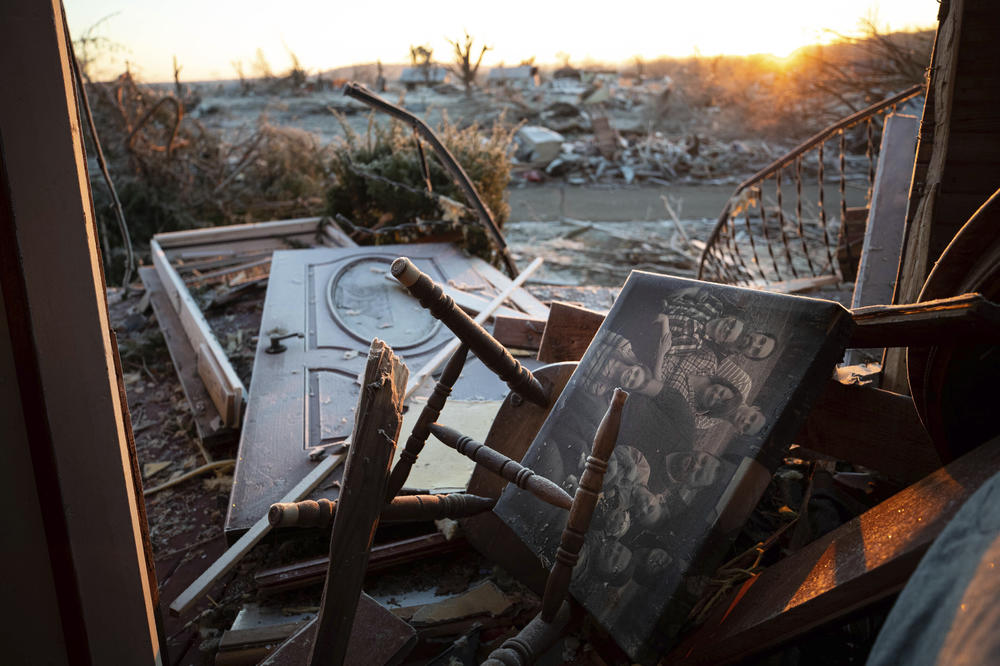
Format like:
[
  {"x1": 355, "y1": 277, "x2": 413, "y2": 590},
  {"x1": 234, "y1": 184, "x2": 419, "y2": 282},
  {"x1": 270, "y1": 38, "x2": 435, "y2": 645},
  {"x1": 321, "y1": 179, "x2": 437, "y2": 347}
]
[{"x1": 64, "y1": 0, "x2": 938, "y2": 81}]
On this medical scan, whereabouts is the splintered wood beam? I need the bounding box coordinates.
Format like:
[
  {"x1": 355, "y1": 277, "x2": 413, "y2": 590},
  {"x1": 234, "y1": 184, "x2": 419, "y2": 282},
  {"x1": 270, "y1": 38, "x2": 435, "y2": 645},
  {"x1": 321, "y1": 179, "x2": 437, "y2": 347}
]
[
  {"x1": 667, "y1": 435, "x2": 1000, "y2": 666},
  {"x1": 269, "y1": 492, "x2": 496, "y2": 527},
  {"x1": 392, "y1": 256, "x2": 548, "y2": 406},
  {"x1": 541, "y1": 389, "x2": 626, "y2": 622},
  {"x1": 309, "y1": 340, "x2": 407, "y2": 666},
  {"x1": 536, "y1": 302, "x2": 607, "y2": 363},
  {"x1": 430, "y1": 423, "x2": 573, "y2": 511},
  {"x1": 386, "y1": 344, "x2": 468, "y2": 499},
  {"x1": 848, "y1": 292, "x2": 1000, "y2": 348}
]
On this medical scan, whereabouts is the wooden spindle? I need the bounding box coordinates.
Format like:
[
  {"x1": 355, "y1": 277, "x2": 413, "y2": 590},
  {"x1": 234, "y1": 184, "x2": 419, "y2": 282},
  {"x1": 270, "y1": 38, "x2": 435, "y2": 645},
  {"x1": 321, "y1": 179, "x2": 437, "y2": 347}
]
[
  {"x1": 269, "y1": 493, "x2": 496, "y2": 527},
  {"x1": 382, "y1": 493, "x2": 496, "y2": 522},
  {"x1": 269, "y1": 498, "x2": 336, "y2": 528},
  {"x1": 391, "y1": 257, "x2": 548, "y2": 407},
  {"x1": 385, "y1": 344, "x2": 469, "y2": 500},
  {"x1": 541, "y1": 388, "x2": 627, "y2": 622},
  {"x1": 430, "y1": 423, "x2": 572, "y2": 511}
]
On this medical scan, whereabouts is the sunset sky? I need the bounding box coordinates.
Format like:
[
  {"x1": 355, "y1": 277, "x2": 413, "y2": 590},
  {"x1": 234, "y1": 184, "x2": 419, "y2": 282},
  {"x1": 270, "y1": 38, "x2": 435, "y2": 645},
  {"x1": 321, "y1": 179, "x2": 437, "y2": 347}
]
[{"x1": 64, "y1": 0, "x2": 940, "y2": 82}]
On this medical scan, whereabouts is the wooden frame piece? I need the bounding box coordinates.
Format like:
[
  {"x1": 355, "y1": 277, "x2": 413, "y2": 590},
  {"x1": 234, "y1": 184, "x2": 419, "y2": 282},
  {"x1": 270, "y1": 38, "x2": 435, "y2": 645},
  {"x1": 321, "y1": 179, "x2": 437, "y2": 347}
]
[
  {"x1": 151, "y1": 238, "x2": 246, "y2": 427},
  {"x1": 149, "y1": 217, "x2": 357, "y2": 431},
  {"x1": 668, "y1": 435, "x2": 1000, "y2": 665}
]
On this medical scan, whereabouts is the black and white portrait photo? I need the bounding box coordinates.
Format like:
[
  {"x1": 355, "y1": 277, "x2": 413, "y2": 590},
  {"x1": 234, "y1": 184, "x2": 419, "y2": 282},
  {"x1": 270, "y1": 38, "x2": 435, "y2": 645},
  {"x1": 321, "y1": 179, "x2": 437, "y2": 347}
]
[{"x1": 495, "y1": 271, "x2": 852, "y2": 663}]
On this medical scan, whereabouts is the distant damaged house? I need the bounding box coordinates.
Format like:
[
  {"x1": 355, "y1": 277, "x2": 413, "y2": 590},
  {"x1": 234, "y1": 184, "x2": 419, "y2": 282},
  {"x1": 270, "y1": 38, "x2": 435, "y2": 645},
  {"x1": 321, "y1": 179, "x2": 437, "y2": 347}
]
[
  {"x1": 487, "y1": 65, "x2": 540, "y2": 89},
  {"x1": 400, "y1": 65, "x2": 450, "y2": 90}
]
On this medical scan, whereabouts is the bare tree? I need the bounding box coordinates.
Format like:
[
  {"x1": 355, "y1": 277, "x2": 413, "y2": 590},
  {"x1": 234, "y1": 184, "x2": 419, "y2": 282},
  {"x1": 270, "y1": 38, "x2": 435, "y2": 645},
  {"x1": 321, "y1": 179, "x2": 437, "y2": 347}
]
[
  {"x1": 231, "y1": 60, "x2": 251, "y2": 95},
  {"x1": 72, "y1": 13, "x2": 124, "y2": 81},
  {"x1": 409, "y1": 44, "x2": 434, "y2": 84},
  {"x1": 447, "y1": 31, "x2": 490, "y2": 96}
]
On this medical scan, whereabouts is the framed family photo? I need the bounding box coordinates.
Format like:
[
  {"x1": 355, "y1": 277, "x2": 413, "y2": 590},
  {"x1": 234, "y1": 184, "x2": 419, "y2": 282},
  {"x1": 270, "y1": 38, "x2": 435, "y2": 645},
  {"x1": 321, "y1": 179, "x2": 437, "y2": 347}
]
[{"x1": 494, "y1": 271, "x2": 854, "y2": 662}]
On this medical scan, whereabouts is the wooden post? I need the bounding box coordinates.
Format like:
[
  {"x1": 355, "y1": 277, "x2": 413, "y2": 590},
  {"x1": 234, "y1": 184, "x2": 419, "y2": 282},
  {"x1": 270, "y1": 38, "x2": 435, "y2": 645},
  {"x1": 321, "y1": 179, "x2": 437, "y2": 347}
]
[
  {"x1": 309, "y1": 340, "x2": 407, "y2": 665},
  {"x1": 0, "y1": 0, "x2": 160, "y2": 661}
]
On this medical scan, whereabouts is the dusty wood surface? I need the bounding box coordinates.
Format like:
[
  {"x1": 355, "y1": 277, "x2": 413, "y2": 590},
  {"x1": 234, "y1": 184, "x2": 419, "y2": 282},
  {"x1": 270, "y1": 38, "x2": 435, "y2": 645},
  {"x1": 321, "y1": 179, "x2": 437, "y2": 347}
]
[
  {"x1": 309, "y1": 340, "x2": 407, "y2": 665},
  {"x1": 254, "y1": 532, "x2": 468, "y2": 594},
  {"x1": 668, "y1": 435, "x2": 1000, "y2": 665},
  {"x1": 261, "y1": 593, "x2": 415, "y2": 666},
  {"x1": 460, "y1": 362, "x2": 578, "y2": 594},
  {"x1": 536, "y1": 301, "x2": 607, "y2": 363},
  {"x1": 794, "y1": 380, "x2": 940, "y2": 484},
  {"x1": 139, "y1": 267, "x2": 237, "y2": 446}
]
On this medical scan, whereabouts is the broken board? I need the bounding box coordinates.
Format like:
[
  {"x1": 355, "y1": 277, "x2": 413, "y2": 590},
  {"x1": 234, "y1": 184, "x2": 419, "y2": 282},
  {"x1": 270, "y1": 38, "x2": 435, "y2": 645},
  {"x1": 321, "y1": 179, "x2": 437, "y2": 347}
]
[{"x1": 226, "y1": 244, "x2": 521, "y2": 535}]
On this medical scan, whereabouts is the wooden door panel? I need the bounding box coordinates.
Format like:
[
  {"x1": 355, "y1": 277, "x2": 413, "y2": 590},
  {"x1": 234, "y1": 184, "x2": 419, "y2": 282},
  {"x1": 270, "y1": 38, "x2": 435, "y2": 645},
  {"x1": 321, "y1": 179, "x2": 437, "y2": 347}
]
[{"x1": 226, "y1": 244, "x2": 499, "y2": 535}]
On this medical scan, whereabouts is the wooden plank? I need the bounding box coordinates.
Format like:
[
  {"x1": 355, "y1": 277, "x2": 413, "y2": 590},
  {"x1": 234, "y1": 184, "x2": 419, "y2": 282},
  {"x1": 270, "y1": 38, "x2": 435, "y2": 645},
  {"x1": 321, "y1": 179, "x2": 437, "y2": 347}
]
[
  {"x1": 321, "y1": 218, "x2": 358, "y2": 248},
  {"x1": 161, "y1": 234, "x2": 321, "y2": 260},
  {"x1": 154, "y1": 216, "x2": 325, "y2": 248},
  {"x1": 182, "y1": 257, "x2": 271, "y2": 285},
  {"x1": 443, "y1": 283, "x2": 526, "y2": 320},
  {"x1": 254, "y1": 532, "x2": 468, "y2": 594},
  {"x1": 536, "y1": 301, "x2": 606, "y2": 363},
  {"x1": 139, "y1": 267, "x2": 235, "y2": 446},
  {"x1": 260, "y1": 594, "x2": 415, "y2": 666},
  {"x1": 668, "y1": 435, "x2": 1000, "y2": 666},
  {"x1": 794, "y1": 380, "x2": 941, "y2": 485},
  {"x1": 493, "y1": 314, "x2": 547, "y2": 351},
  {"x1": 851, "y1": 113, "x2": 920, "y2": 312},
  {"x1": 168, "y1": 452, "x2": 346, "y2": 616},
  {"x1": 849, "y1": 292, "x2": 1000, "y2": 348},
  {"x1": 309, "y1": 340, "x2": 407, "y2": 665},
  {"x1": 196, "y1": 343, "x2": 238, "y2": 427},
  {"x1": 468, "y1": 255, "x2": 551, "y2": 318},
  {"x1": 151, "y1": 238, "x2": 246, "y2": 427}
]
